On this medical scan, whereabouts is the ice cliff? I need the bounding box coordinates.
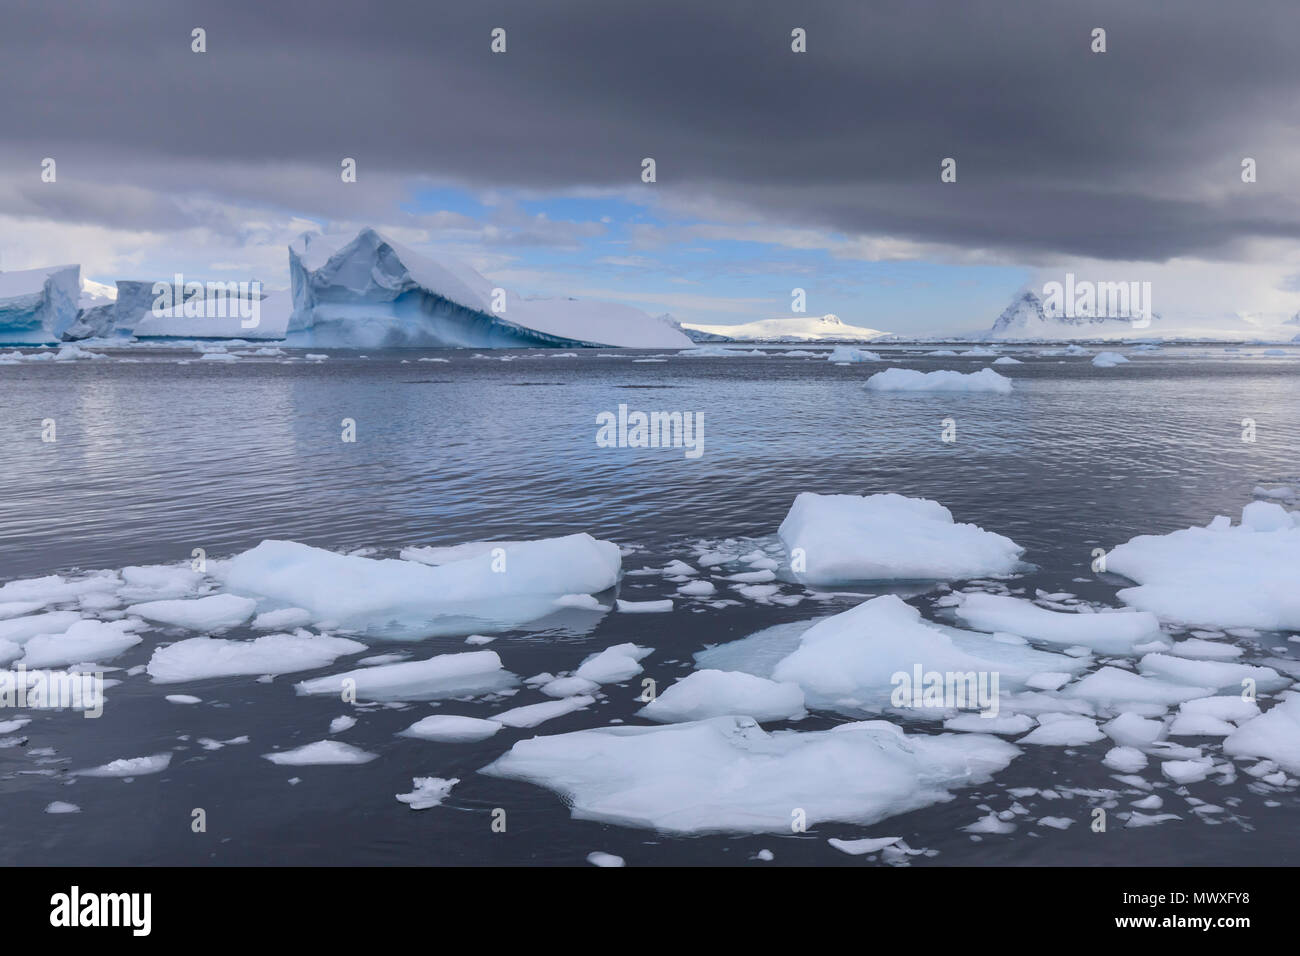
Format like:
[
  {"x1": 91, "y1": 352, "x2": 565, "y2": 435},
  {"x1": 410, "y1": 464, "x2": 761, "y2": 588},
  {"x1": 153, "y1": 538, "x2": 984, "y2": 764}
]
[{"x1": 285, "y1": 228, "x2": 691, "y2": 349}]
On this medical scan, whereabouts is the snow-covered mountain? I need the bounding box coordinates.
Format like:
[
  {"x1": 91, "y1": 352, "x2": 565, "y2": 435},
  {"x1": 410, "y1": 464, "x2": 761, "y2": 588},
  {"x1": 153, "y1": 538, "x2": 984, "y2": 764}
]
[
  {"x1": 987, "y1": 290, "x2": 1142, "y2": 339},
  {"x1": 682, "y1": 313, "x2": 887, "y2": 342},
  {"x1": 287, "y1": 228, "x2": 691, "y2": 349}
]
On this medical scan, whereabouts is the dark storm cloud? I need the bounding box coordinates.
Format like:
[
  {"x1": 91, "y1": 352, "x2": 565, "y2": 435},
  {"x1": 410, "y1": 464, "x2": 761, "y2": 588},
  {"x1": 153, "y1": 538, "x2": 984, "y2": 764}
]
[{"x1": 3, "y1": 0, "x2": 1299, "y2": 260}]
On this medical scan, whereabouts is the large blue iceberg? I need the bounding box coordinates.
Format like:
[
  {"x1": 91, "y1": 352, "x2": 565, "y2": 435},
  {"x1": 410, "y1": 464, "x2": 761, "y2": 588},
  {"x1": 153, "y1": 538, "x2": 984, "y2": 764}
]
[
  {"x1": 0, "y1": 265, "x2": 80, "y2": 344},
  {"x1": 285, "y1": 228, "x2": 691, "y2": 349}
]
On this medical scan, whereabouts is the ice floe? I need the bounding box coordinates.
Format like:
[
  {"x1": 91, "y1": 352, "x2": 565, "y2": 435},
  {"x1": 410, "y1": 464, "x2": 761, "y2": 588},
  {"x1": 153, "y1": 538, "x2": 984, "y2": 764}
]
[
  {"x1": 779, "y1": 493, "x2": 1024, "y2": 584},
  {"x1": 865, "y1": 367, "x2": 1013, "y2": 393},
  {"x1": 481, "y1": 716, "x2": 1019, "y2": 834}
]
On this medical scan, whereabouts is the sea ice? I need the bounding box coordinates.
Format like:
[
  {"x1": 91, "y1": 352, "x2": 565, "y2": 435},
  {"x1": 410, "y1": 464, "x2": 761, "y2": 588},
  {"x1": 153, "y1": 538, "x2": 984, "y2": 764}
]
[
  {"x1": 125, "y1": 594, "x2": 257, "y2": 632},
  {"x1": 147, "y1": 631, "x2": 367, "y2": 682},
  {"x1": 262, "y1": 740, "x2": 377, "y2": 765},
  {"x1": 954, "y1": 593, "x2": 1162, "y2": 655},
  {"x1": 865, "y1": 367, "x2": 1013, "y2": 393},
  {"x1": 481, "y1": 716, "x2": 1020, "y2": 834},
  {"x1": 223, "y1": 535, "x2": 620, "y2": 637},
  {"x1": 400, "y1": 714, "x2": 502, "y2": 742},
  {"x1": 1106, "y1": 503, "x2": 1300, "y2": 629},
  {"x1": 638, "y1": 670, "x2": 807, "y2": 723},
  {"x1": 779, "y1": 493, "x2": 1023, "y2": 584},
  {"x1": 296, "y1": 651, "x2": 516, "y2": 701}
]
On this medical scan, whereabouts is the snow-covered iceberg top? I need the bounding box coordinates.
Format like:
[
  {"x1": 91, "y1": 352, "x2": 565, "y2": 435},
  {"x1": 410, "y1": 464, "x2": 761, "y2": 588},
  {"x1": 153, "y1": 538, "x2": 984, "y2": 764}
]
[
  {"x1": 287, "y1": 227, "x2": 692, "y2": 349},
  {"x1": 866, "y1": 367, "x2": 1013, "y2": 393},
  {"x1": 220, "y1": 534, "x2": 621, "y2": 637},
  {"x1": 0, "y1": 264, "x2": 80, "y2": 344},
  {"x1": 778, "y1": 492, "x2": 1024, "y2": 584},
  {"x1": 1106, "y1": 502, "x2": 1300, "y2": 629}
]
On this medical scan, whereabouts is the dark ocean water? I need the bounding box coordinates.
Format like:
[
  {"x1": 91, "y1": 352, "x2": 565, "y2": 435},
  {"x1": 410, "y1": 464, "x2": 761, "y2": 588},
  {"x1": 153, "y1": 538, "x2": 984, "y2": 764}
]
[{"x1": 1, "y1": 344, "x2": 1297, "y2": 866}]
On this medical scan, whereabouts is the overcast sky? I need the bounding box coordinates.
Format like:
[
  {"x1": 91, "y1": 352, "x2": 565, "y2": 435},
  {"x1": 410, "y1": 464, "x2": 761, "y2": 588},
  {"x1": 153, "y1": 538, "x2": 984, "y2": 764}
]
[{"x1": 3, "y1": 0, "x2": 1300, "y2": 333}]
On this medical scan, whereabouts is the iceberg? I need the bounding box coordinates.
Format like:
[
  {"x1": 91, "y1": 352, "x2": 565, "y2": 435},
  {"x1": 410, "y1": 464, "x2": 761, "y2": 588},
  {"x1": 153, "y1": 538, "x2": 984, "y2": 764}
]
[
  {"x1": 481, "y1": 715, "x2": 1020, "y2": 835},
  {"x1": 132, "y1": 290, "x2": 291, "y2": 340},
  {"x1": 286, "y1": 228, "x2": 691, "y2": 349},
  {"x1": 778, "y1": 492, "x2": 1024, "y2": 584},
  {"x1": 0, "y1": 265, "x2": 80, "y2": 344},
  {"x1": 221, "y1": 535, "x2": 620, "y2": 637},
  {"x1": 61, "y1": 278, "x2": 118, "y2": 341}
]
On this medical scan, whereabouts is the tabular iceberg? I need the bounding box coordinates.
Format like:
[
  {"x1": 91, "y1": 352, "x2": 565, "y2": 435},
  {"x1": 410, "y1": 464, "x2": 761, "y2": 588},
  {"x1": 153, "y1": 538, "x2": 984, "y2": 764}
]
[
  {"x1": 285, "y1": 227, "x2": 692, "y2": 349},
  {"x1": 0, "y1": 265, "x2": 80, "y2": 344}
]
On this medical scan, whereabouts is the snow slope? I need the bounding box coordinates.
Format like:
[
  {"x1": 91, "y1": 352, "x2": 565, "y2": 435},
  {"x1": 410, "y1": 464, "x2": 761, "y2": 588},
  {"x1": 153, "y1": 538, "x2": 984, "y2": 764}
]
[
  {"x1": 287, "y1": 228, "x2": 691, "y2": 349},
  {"x1": 682, "y1": 313, "x2": 887, "y2": 342}
]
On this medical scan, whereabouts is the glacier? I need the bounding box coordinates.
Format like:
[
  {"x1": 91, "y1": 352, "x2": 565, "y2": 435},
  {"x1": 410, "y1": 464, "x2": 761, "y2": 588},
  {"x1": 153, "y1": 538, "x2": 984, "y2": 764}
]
[
  {"x1": 285, "y1": 228, "x2": 691, "y2": 349},
  {"x1": 0, "y1": 265, "x2": 80, "y2": 344}
]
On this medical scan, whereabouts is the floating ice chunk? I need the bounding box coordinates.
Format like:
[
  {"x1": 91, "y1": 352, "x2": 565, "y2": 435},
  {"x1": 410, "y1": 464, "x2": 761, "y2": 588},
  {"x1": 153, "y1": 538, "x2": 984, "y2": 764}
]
[
  {"x1": 45, "y1": 801, "x2": 81, "y2": 814},
  {"x1": 828, "y1": 836, "x2": 902, "y2": 855},
  {"x1": 574, "y1": 643, "x2": 653, "y2": 684},
  {"x1": 166, "y1": 694, "x2": 201, "y2": 705},
  {"x1": 955, "y1": 594, "x2": 1162, "y2": 655},
  {"x1": 944, "y1": 713, "x2": 1036, "y2": 735},
  {"x1": 481, "y1": 716, "x2": 1019, "y2": 834},
  {"x1": 540, "y1": 676, "x2": 600, "y2": 698},
  {"x1": 1062, "y1": 667, "x2": 1215, "y2": 706},
  {"x1": 1126, "y1": 811, "x2": 1181, "y2": 828},
  {"x1": 0, "y1": 611, "x2": 84, "y2": 646},
  {"x1": 1025, "y1": 672, "x2": 1073, "y2": 691},
  {"x1": 677, "y1": 580, "x2": 716, "y2": 597},
  {"x1": 991, "y1": 356, "x2": 1022, "y2": 365},
  {"x1": 1222, "y1": 694, "x2": 1300, "y2": 773},
  {"x1": 1178, "y1": 695, "x2": 1259, "y2": 724},
  {"x1": 119, "y1": 565, "x2": 205, "y2": 600},
  {"x1": 964, "y1": 812, "x2": 1017, "y2": 834},
  {"x1": 20, "y1": 619, "x2": 144, "y2": 668},
  {"x1": 263, "y1": 741, "x2": 377, "y2": 765},
  {"x1": 1168, "y1": 713, "x2": 1236, "y2": 736},
  {"x1": 126, "y1": 594, "x2": 256, "y2": 632},
  {"x1": 1107, "y1": 504, "x2": 1300, "y2": 629},
  {"x1": 1103, "y1": 746, "x2": 1149, "y2": 772},
  {"x1": 494, "y1": 695, "x2": 595, "y2": 728},
  {"x1": 0, "y1": 718, "x2": 30, "y2": 733},
  {"x1": 75, "y1": 753, "x2": 172, "y2": 777},
  {"x1": 296, "y1": 651, "x2": 516, "y2": 701},
  {"x1": 1037, "y1": 816, "x2": 1074, "y2": 830},
  {"x1": 767, "y1": 595, "x2": 1081, "y2": 714},
  {"x1": 616, "y1": 599, "x2": 673, "y2": 613},
  {"x1": 329, "y1": 716, "x2": 356, "y2": 733},
  {"x1": 587, "y1": 851, "x2": 625, "y2": 867},
  {"x1": 0, "y1": 640, "x2": 19, "y2": 666},
  {"x1": 400, "y1": 714, "x2": 502, "y2": 742},
  {"x1": 866, "y1": 367, "x2": 1013, "y2": 393},
  {"x1": 779, "y1": 493, "x2": 1023, "y2": 584},
  {"x1": 396, "y1": 776, "x2": 458, "y2": 810},
  {"x1": 147, "y1": 631, "x2": 366, "y2": 682},
  {"x1": 1091, "y1": 351, "x2": 1130, "y2": 367},
  {"x1": 0, "y1": 572, "x2": 120, "y2": 608},
  {"x1": 223, "y1": 535, "x2": 620, "y2": 637},
  {"x1": 638, "y1": 670, "x2": 806, "y2": 723},
  {"x1": 251, "y1": 607, "x2": 314, "y2": 630},
  {"x1": 1137, "y1": 653, "x2": 1287, "y2": 693},
  {"x1": 1017, "y1": 714, "x2": 1104, "y2": 746},
  {"x1": 1103, "y1": 712, "x2": 1165, "y2": 748},
  {"x1": 1161, "y1": 759, "x2": 1214, "y2": 784},
  {"x1": 826, "y1": 346, "x2": 881, "y2": 363},
  {"x1": 1168, "y1": 638, "x2": 1243, "y2": 660}
]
